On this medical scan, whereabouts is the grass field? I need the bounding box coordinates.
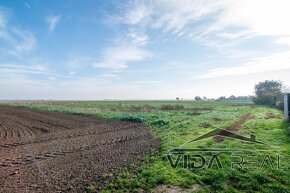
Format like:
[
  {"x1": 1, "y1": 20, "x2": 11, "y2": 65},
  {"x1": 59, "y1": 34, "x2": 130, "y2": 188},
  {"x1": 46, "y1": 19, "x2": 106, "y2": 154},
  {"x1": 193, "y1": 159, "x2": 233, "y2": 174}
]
[{"x1": 1, "y1": 101, "x2": 289, "y2": 193}]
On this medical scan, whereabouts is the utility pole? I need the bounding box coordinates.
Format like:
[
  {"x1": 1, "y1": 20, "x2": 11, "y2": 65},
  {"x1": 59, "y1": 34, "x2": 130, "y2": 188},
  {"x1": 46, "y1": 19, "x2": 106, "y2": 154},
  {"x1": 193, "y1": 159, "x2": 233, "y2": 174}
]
[{"x1": 284, "y1": 94, "x2": 290, "y2": 120}]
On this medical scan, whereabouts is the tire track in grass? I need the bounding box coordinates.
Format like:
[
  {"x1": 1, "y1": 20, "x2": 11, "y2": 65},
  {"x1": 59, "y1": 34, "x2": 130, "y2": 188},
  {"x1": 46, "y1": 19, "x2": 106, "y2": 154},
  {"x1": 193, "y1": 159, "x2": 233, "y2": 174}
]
[{"x1": 213, "y1": 114, "x2": 254, "y2": 142}]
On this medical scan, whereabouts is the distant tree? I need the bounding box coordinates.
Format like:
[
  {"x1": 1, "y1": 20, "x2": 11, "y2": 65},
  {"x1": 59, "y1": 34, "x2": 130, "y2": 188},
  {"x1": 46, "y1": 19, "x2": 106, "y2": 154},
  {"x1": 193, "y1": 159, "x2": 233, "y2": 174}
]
[
  {"x1": 176, "y1": 97, "x2": 179, "y2": 100},
  {"x1": 255, "y1": 80, "x2": 284, "y2": 96},
  {"x1": 203, "y1": 96, "x2": 207, "y2": 100},
  {"x1": 218, "y1": 96, "x2": 226, "y2": 100},
  {"x1": 253, "y1": 80, "x2": 284, "y2": 106},
  {"x1": 195, "y1": 96, "x2": 202, "y2": 101},
  {"x1": 229, "y1": 95, "x2": 236, "y2": 99}
]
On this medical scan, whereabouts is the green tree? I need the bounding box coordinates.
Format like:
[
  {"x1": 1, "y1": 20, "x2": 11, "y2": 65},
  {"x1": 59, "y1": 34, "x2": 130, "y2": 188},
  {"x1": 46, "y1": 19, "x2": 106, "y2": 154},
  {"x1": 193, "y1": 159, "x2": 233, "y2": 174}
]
[
  {"x1": 229, "y1": 95, "x2": 236, "y2": 99},
  {"x1": 218, "y1": 96, "x2": 226, "y2": 101},
  {"x1": 195, "y1": 96, "x2": 202, "y2": 100},
  {"x1": 253, "y1": 80, "x2": 284, "y2": 106}
]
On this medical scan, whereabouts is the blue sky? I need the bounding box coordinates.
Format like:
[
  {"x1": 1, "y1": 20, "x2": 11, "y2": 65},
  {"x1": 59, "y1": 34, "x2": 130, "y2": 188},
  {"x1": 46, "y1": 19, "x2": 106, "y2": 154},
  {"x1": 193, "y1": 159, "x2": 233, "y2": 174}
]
[{"x1": 1, "y1": 0, "x2": 290, "y2": 100}]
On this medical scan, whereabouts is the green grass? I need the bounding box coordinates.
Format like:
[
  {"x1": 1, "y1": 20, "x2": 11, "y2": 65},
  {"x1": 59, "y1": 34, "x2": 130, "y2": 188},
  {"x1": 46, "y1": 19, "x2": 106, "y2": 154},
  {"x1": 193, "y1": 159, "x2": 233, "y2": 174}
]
[
  {"x1": 1, "y1": 101, "x2": 289, "y2": 192},
  {"x1": 84, "y1": 185, "x2": 95, "y2": 192}
]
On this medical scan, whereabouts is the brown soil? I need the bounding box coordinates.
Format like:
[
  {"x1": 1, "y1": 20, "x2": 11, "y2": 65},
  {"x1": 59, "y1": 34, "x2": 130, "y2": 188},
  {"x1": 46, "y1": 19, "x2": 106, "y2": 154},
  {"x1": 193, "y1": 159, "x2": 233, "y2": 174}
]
[
  {"x1": 0, "y1": 106, "x2": 159, "y2": 193},
  {"x1": 213, "y1": 114, "x2": 253, "y2": 142}
]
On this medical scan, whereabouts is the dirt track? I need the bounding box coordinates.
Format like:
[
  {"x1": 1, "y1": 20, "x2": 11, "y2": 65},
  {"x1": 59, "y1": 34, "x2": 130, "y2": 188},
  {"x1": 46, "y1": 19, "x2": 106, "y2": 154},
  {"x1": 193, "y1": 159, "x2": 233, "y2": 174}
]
[
  {"x1": 0, "y1": 106, "x2": 159, "y2": 192},
  {"x1": 213, "y1": 114, "x2": 253, "y2": 142}
]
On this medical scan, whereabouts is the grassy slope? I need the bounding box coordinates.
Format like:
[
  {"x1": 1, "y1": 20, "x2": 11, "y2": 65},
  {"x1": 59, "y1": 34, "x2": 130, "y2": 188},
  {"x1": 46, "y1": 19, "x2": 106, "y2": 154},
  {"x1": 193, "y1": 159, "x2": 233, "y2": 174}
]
[{"x1": 1, "y1": 101, "x2": 289, "y2": 193}]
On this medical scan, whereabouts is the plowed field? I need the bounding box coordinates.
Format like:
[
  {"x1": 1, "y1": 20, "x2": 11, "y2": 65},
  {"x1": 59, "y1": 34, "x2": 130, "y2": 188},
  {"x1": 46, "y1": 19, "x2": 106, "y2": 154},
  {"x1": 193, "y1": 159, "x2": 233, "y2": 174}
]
[{"x1": 0, "y1": 106, "x2": 159, "y2": 192}]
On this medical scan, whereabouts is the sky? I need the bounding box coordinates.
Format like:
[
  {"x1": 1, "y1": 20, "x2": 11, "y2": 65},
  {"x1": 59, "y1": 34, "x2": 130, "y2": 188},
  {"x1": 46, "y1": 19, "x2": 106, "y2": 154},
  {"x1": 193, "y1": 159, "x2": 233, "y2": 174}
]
[{"x1": 1, "y1": 0, "x2": 290, "y2": 100}]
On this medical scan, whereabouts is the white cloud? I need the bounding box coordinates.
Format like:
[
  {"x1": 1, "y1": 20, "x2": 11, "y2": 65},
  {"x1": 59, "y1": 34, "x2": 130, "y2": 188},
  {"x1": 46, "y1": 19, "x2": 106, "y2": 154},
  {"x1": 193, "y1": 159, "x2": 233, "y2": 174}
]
[
  {"x1": 94, "y1": 5, "x2": 153, "y2": 70},
  {"x1": 218, "y1": 0, "x2": 290, "y2": 36},
  {"x1": 128, "y1": 30, "x2": 148, "y2": 46},
  {"x1": 66, "y1": 30, "x2": 151, "y2": 70},
  {"x1": 0, "y1": 10, "x2": 7, "y2": 28},
  {"x1": 120, "y1": 2, "x2": 151, "y2": 25},
  {"x1": 99, "y1": 74, "x2": 117, "y2": 78},
  {"x1": 116, "y1": 0, "x2": 290, "y2": 40},
  {"x1": 0, "y1": 29, "x2": 37, "y2": 56},
  {"x1": 117, "y1": 0, "x2": 222, "y2": 35},
  {"x1": 217, "y1": 31, "x2": 254, "y2": 40},
  {"x1": 92, "y1": 44, "x2": 152, "y2": 69},
  {"x1": 0, "y1": 63, "x2": 49, "y2": 75},
  {"x1": 199, "y1": 51, "x2": 290, "y2": 78},
  {"x1": 46, "y1": 15, "x2": 61, "y2": 33},
  {"x1": 67, "y1": 56, "x2": 92, "y2": 69},
  {"x1": 275, "y1": 36, "x2": 290, "y2": 46},
  {"x1": 0, "y1": 9, "x2": 37, "y2": 55},
  {"x1": 14, "y1": 29, "x2": 36, "y2": 53}
]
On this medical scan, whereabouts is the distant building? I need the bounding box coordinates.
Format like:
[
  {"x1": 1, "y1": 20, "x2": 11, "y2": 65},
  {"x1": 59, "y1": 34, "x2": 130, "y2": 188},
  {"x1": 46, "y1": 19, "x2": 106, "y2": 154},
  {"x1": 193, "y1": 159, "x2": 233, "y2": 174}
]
[{"x1": 217, "y1": 98, "x2": 253, "y2": 103}]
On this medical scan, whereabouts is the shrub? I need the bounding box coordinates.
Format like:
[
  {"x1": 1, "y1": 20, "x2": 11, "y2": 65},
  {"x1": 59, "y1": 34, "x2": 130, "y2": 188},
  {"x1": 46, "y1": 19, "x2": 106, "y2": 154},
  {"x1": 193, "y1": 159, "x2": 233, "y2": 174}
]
[
  {"x1": 276, "y1": 101, "x2": 284, "y2": 110},
  {"x1": 118, "y1": 115, "x2": 143, "y2": 122},
  {"x1": 253, "y1": 94, "x2": 277, "y2": 106},
  {"x1": 253, "y1": 80, "x2": 285, "y2": 107}
]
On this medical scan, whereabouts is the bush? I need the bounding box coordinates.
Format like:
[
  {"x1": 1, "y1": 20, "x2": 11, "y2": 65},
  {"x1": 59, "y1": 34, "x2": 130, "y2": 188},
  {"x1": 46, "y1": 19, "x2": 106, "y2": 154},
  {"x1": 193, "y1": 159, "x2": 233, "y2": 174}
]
[
  {"x1": 253, "y1": 80, "x2": 285, "y2": 107},
  {"x1": 253, "y1": 94, "x2": 277, "y2": 106},
  {"x1": 276, "y1": 101, "x2": 284, "y2": 110},
  {"x1": 118, "y1": 115, "x2": 144, "y2": 122}
]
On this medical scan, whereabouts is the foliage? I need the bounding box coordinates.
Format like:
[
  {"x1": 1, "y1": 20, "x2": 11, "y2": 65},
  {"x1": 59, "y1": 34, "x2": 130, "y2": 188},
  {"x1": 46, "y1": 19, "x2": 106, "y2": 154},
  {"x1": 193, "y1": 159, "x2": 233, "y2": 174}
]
[
  {"x1": 253, "y1": 80, "x2": 285, "y2": 106},
  {"x1": 254, "y1": 80, "x2": 284, "y2": 96},
  {"x1": 253, "y1": 93, "x2": 278, "y2": 106},
  {"x1": 195, "y1": 96, "x2": 202, "y2": 100},
  {"x1": 276, "y1": 101, "x2": 284, "y2": 110},
  {"x1": 117, "y1": 114, "x2": 144, "y2": 122}
]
